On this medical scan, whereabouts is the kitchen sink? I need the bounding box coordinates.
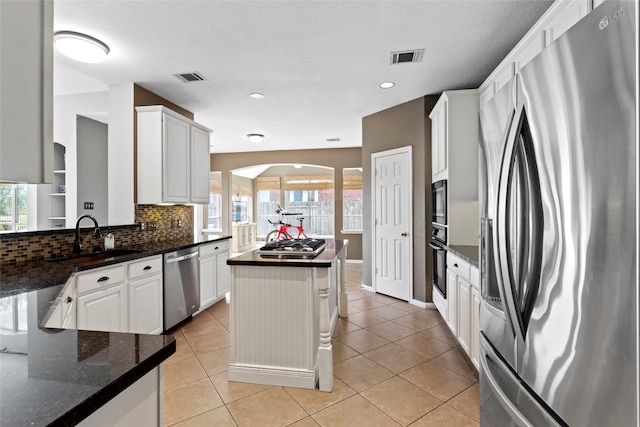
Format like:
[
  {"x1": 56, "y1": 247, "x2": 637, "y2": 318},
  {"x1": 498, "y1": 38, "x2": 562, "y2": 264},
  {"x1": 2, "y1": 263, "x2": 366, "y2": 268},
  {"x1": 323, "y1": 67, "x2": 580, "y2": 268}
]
[{"x1": 49, "y1": 249, "x2": 143, "y2": 264}]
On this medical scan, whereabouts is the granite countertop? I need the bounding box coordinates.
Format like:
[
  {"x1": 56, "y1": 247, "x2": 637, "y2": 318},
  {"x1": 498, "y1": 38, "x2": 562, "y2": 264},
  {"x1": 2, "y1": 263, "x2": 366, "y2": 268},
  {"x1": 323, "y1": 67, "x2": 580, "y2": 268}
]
[
  {"x1": 0, "y1": 235, "x2": 233, "y2": 425},
  {"x1": 0, "y1": 285, "x2": 176, "y2": 426},
  {"x1": 447, "y1": 245, "x2": 479, "y2": 267},
  {"x1": 228, "y1": 239, "x2": 348, "y2": 268},
  {"x1": 0, "y1": 235, "x2": 231, "y2": 298}
]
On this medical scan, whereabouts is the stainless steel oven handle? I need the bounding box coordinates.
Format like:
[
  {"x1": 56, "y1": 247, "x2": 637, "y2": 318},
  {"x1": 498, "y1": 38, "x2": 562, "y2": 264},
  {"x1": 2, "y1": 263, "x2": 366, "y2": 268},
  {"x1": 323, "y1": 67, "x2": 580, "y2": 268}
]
[{"x1": 428, "y1": 242, "x2": 445, "y2": 251}]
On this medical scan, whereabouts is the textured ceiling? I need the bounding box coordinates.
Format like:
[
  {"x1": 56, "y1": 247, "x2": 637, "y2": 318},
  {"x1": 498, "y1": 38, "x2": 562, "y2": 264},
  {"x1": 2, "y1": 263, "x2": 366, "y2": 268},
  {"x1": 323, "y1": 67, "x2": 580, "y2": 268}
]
[{"x1": 53, "y1": 0, "x2": 553, "y2": 153}]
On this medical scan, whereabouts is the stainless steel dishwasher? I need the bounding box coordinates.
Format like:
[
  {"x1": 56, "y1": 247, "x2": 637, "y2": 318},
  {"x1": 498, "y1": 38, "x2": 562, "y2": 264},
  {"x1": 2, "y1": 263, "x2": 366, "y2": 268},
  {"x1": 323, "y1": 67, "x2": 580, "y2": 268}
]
[{"x1": 163, "y1": 246, "x2": 200, "y2": 331}]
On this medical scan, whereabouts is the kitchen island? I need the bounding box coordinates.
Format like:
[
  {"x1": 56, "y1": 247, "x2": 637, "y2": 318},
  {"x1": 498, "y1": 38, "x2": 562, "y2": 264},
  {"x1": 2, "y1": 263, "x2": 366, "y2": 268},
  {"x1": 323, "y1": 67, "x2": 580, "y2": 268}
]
[
  {"x1": 227, "y1": 239, "x2": 348, "y2": 392},
  {"x1": 0, "y1": 285, "x2": 175, "y2": 426},
  {"x1": 0, "y1": 235, "x2": 231, "y2": 426}
]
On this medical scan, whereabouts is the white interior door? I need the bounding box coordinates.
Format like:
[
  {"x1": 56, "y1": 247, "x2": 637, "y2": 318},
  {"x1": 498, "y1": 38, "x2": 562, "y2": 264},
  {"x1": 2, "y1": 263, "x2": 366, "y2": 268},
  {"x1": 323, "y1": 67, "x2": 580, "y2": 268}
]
[{"x1": 372, "y1": 147, "x2": 412, "y2": 301}]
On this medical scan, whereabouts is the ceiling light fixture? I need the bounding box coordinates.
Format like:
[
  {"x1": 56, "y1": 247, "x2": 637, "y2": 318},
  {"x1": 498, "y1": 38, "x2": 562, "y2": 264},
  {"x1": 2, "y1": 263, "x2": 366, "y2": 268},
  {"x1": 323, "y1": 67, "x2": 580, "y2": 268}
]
[
  {"x1": 380, "y1": 82, "x2": 395, "y2": 89},
  {"x1": 249, "y1": 93, "x2": 265, "y2": 99},
  {"x1": 247, "y1": 133, "x2": 264, "y2": 144},
  {"x1": 54, "y1": 31, "x2": 110, "y2": 63}
]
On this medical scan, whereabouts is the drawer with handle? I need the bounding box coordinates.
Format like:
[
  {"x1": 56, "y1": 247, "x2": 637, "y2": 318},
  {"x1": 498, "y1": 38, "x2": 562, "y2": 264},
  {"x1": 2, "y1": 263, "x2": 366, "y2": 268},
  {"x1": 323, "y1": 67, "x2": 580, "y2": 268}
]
[
  {"x1": 447, "y1": 252, "x2": 470, "y2": 281},
  {"x1": 76, "y1": 265, "x2": 125, "y2": 294},
  {"x1": 128, "y1": 255, "x2": 163, "y2": 280},
  {"x1": 199, "y1": 240, "x2": 230, "y2": 257}
]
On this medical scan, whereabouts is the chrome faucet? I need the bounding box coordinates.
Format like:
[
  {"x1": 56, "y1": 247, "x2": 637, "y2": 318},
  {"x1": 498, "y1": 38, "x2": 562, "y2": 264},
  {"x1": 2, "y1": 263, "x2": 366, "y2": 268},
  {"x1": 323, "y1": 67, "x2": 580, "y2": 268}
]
[{"x1": 73, "y1": 215, "x2": 102, "y2": 253}]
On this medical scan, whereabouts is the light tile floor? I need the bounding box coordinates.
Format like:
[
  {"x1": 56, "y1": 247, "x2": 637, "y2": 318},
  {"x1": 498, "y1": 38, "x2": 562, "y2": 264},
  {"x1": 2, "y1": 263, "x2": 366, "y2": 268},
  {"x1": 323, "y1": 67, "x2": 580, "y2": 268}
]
[{"x1": 163, "y1": 263, "x2": 480, "y2": 427}]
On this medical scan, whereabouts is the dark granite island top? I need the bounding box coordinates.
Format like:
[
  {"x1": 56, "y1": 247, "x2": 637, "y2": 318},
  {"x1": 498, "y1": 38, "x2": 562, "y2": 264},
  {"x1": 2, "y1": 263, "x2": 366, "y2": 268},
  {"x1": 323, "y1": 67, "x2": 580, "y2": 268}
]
[{"x1": 0, "y1": 285, "x2": 176, "y2": 426}]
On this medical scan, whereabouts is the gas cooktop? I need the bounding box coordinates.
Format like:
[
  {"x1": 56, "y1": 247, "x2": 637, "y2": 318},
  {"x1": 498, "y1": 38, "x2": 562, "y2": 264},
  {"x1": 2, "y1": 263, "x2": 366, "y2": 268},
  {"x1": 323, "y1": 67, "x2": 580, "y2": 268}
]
[{"x1": 256, "y1": 238, "x2": 326, "y2": 258}]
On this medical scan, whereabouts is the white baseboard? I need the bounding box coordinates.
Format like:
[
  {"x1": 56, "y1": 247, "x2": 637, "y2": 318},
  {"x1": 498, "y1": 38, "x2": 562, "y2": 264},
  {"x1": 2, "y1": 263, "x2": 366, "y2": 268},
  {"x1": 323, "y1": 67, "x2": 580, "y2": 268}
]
[
  {"x1": 360, "y1": 284, "x2": 374, "y2": 293},
  {"x1": 228, "y1": 364, "x2": 317, "y2": 390},
  {"x1": 410, "y1": 299, "x2": 436, "y2": 309},
  {"x1": 345, "y1": 259, "x2": 363, "y2": 264}
]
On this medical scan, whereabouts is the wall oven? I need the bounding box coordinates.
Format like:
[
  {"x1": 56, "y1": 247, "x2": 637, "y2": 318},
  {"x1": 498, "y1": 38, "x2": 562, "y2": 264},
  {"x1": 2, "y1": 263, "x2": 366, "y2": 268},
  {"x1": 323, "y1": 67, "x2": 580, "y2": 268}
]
[
  {"x1": 429, "y1": 224, "x2": 447, "y2": 297},
  {"x1": 432, "y1": 180, "x2": 447, "y2": 225}
]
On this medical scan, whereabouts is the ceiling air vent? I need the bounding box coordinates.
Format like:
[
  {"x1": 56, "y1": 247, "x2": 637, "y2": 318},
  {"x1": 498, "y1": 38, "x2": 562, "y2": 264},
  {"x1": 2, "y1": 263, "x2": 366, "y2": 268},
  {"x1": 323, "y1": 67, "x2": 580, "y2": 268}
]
[
  {"x1": 390, "y1": 49, "x2": 424, "y2": 64},
  {"x1": 326, "y1": 138, "x2": 341, "y2": 142},
  {"x1": 173, "y1": 72, "x2": 207, "y2": 83}
]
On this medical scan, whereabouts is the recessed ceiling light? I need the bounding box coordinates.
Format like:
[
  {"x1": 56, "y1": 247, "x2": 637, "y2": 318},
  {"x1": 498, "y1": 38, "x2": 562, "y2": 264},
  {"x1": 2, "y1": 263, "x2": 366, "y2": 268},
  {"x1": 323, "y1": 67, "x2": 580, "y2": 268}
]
[
  {"x1": 249, "y1": 93, "x2": 265, "y2": 99},
  {"x1": 54, "y1": 31, "x2": 110, "y2": 63},
  {"x1": 380, "y1": 82, "x2": 395, "y2": 89}
]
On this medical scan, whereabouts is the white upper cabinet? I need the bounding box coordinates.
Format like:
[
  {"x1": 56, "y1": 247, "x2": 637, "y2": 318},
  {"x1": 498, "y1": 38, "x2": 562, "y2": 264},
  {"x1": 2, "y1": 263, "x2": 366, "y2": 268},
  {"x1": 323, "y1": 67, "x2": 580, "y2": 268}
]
[
  {"x1": 0, "y1": 0, "x2": 53, "y2": 183},
  {"x1": 430, "y1": 98, "x2": 448, "y2": 181},
  {"x1": 479, "y1": 0, "x2": 593, "y2": 106},
  {"x1": 136, "y1": 106, "x2": 212, "y2": 204}
]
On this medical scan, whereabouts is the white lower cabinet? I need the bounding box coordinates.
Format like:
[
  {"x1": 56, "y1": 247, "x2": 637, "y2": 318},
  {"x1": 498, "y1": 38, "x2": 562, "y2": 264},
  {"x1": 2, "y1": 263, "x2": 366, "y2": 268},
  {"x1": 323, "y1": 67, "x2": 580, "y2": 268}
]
[
  {"x1": 66, "y1": 255, "x2": 163, "y2": 335},
  {"x1": 77, "y1": 282, "x2": 128, "y2": 333},
  {"x1": 199, "y1": 240, "x2": 231, "y2": 311},
  {"x1": 457, "y1": 277, "x2": 472, "y2": 355},
  {"x1": 128, "y1": 256, "x2": 163, "y2": 335},
  {"x1": 446, "y1": 269, "x2": 458, "y2": 336},
  {"x1": 446, "y1": 252, "x2": 480, "y2": 370},
  {"x1": 470, "y1": 284, "x2": 481, "y2": 369},
  {"x1": 129, "y1": 275, "x2": 163, "y2": 335}
]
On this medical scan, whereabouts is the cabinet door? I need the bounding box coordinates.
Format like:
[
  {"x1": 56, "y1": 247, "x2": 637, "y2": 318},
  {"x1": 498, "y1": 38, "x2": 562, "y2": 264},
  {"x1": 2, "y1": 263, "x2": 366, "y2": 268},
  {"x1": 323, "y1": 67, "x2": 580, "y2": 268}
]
[
  {"x1": 129, "y1": 274, "x2": 163, "y2": 335},
  {"x1": 190, "y1": 125, "x2": 211, "y2": 203},
  {"x1": 77, "y1": 283, "x2": 127, "y2": 333},
  {"x1": 431, "y1": 104, "x2": 448, "y2": 179},
  {"x1": 446, "y1": 269, "x2": 458, "y2": 335},
  {"x1": 61, "y1": 282, "x2": 76, "y2": 329},
  {"x1": 471, "y1": 285, "x2": 481, "y2": 370},
  {"x1": 457, "y1": 277, "x2": 472, "y2": 354},
  {"x1": 163, "y1": 113, "x2": 190, "y2": 203},
  {"x1": 216, "y1": 250, "x2": 230, "y2": 297},
  {"x1": 199, "y1": 255, "x2": 216, "y2": 309}
]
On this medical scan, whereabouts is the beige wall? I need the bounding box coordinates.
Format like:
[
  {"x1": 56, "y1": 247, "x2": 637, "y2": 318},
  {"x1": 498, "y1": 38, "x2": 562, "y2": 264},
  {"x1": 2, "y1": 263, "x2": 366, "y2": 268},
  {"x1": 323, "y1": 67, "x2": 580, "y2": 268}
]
[
  {"x1": 210, "y1": 147, "x2": 363, "y2": 260},
  {"x1": 361, "y1": 95, "x2": 439, "y2": 303}
]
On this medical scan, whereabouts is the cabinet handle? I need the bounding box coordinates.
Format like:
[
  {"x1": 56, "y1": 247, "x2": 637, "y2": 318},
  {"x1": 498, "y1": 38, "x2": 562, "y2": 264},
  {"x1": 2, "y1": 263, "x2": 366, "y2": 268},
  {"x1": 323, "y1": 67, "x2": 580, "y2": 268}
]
[
  {"x1": 401, "y1": 232, "x2": 408, "y2": 237},
  {"x1": 215, "y1": 246, "x2": 219, "y2": 250},
  {"x1": 143, "y1": 266, "x2": 152, "y2": 270},
  {"x1": 454, "y1": 263, "x2": 459, "y2": 268},
  {"x1": 66, "y1": 296, "x2": 73, "y2": 304},
  {"x1": 97, "y1": 276, "x2": 110, "y2": 282}
]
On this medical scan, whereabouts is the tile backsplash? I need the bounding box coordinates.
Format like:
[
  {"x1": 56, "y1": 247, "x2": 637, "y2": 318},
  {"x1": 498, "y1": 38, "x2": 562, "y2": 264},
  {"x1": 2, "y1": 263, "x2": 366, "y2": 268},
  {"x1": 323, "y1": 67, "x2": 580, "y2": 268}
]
[{"x1": 0, "y1": 205, "x2": 194, "y2": 264}]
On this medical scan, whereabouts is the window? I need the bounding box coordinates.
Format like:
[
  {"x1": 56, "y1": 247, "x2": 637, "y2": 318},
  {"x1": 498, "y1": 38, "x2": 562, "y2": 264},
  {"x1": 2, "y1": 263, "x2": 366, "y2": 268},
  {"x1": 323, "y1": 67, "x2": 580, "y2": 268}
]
[
  {"x1": 0, "y1": 184, "x2": 28, "y2": 232},
  {"x1": 284, "y1": 175, "x2": 334, "y2": 237},
  {"x1": 208, "y1": 172, "x2": 222, "y2": 229},
  {"x1": 256, "y1": 177, "x2": 280, "y2": 236},
  {"x1": 342, "y1": 168, "x2": 363, "y2": 232}
]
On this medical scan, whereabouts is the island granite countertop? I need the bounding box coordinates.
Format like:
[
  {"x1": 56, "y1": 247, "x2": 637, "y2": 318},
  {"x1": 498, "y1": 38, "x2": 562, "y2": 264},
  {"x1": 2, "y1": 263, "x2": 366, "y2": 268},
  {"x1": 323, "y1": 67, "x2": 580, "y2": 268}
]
[
  {"x1": 0, "y1": 285, "x2": 176, "y2": 426},
  {"x1": 227, "y1": 239, "x2": 348, "y2": 268},
  {"x1": 0, "y1": 235, "x2": 231, "y2": 426}
]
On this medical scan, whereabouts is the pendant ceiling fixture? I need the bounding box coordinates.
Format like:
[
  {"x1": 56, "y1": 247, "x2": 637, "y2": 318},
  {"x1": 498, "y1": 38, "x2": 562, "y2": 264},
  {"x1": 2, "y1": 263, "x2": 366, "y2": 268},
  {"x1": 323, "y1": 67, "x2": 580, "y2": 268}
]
[
  {"x1": 247, "y1": 133, "x2": 264, "y2": 144},
  {"x1": 54, "y1": 31, "x2": 110, "y2": 63}
]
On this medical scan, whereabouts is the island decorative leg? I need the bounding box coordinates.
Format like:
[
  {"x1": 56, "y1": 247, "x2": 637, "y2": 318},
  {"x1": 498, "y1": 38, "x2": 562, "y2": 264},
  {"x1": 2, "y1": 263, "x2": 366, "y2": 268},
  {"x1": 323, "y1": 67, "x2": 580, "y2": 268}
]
[
  {"x1": 338, "y1": 244, "x2": 348, "y2": 318},
  {"x1": 316, "y1": 267, "x2": 334, "y2": 392}
]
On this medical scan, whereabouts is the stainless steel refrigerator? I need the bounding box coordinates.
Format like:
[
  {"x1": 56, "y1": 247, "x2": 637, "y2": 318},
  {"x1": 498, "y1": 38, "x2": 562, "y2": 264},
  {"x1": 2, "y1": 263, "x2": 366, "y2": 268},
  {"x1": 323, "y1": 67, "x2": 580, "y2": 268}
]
[{"x1": 479, "y1": 1, "x2": 637, "y2": 425}]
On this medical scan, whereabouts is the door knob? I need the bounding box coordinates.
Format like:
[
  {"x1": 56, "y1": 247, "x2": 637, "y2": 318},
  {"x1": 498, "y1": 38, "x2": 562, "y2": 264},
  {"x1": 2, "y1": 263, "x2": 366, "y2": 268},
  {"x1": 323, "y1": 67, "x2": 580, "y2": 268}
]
[{"x1": 401, "y1": 232, "x2": 408, "y2": 237}]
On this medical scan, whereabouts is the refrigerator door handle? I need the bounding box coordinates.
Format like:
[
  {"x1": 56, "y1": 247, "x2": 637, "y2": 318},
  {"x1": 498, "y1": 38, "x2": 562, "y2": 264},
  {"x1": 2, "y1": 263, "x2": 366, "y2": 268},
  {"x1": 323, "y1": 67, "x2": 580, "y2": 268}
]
[
  {"x1": 496, "y1": 101, "x2": 544, "y2": 344},
  {"x1": 496, "y1": 104, "x2": 526, "y2": 343}
]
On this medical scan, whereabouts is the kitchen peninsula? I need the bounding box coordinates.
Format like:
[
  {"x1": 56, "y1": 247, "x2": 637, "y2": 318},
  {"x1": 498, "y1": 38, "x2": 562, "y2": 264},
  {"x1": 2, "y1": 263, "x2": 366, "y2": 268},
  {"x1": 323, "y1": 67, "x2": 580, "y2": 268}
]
[
  {"x1": 227, "y1": 239, "x2": 348, "y2": 392},
  {"x1": 0, "y1": 230, "x2": 231, "y2": 426}
]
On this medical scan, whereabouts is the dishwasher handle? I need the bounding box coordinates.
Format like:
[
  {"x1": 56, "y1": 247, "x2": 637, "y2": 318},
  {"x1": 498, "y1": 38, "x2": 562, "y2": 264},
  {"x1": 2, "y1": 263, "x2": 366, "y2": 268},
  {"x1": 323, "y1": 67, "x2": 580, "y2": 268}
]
[{"x1": 166, "y1": 251, "x2": 198, "y2": 263}]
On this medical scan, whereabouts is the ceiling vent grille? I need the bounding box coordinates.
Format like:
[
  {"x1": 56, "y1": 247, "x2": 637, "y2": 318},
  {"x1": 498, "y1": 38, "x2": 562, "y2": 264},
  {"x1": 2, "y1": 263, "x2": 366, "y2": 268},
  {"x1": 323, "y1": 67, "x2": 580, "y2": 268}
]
[
  {"x1": 173, "y1": 72, "x2": 207, "y2": 83},
  {"x1": 326, "y1": 138, "x2": 341, "y2": 142},
  {"x1": 390, "y1": 49, "x2": 424, "y2": 64}
]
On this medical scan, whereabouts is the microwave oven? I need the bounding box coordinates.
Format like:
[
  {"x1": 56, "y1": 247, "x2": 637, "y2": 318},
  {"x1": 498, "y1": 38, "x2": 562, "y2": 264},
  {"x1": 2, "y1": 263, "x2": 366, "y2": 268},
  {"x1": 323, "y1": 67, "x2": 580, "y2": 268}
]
[{"x1": 432, "y1": 180, "x2": 447, "y2": 225}]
